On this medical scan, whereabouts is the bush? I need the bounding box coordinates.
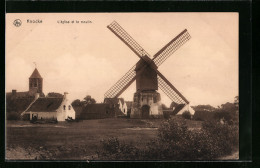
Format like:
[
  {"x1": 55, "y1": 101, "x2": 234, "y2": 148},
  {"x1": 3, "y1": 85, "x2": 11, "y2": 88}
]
[
  {"x1": 202, "y1": 121, "x2": 239, "y2": 155},
  {"x1": 213, "y1": 110, "x2": 238, "y2": 125},
  {"x1": 7, "y1": 112, "x2": 20, "y2": 120},
  {"x1": 163, "y1": 111, "x2": 171, "y2": 119},
  {"x1": 98, "y1": 118, "x2": 239, "y2": 160},
  {"x1": 182, "y1": 111, "x2": 192, "y2": 120},
  {"x1": 98, "y1": 137, "x2": 143, "y2": 160}
]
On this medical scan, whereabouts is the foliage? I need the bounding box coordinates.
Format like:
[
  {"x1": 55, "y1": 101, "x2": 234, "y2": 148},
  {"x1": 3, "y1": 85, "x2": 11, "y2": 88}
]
[
  {"x1": 202, "y1": 121, "x2": 239, "y2": 155},
  {"x1": 170, "y1": 102, "x2": 178, "y2": 109},
  {"x1": 7, "y1": 112, "x2": 20, "y2": 120},
  {"x1": 163, "y1": 111, "x2": 171, "y2": 119},
  {"x1": 98, "y1": 137, "x2": 143, "y2": 160},
  {"x1": 193, "y1": 111, "x2": 216, "y2": 121},
  {"x1": 191, "y1": 104, "x2": 216, "y2": 112},
  {"x1": 83, "y1": 95, "x2": 96, "y2": 104},
  {"x1": 47, "y1": 92, "x2": 63, "y2": 98},
  {"x1": 161, "y1": 104, "x2": 168, "y2": 110},
  {"x1": 220, "y1": 102, "x2": 238, "y2": 113},
  {"x1": 181, "y1": 111, "x2": 192, "y2": 120},
  {"x1": 71, "y1": 99, "x2": 83, "y2": 106},
  {"x1": 98, "y1": 118, "x2": 239, "y2": 160}
]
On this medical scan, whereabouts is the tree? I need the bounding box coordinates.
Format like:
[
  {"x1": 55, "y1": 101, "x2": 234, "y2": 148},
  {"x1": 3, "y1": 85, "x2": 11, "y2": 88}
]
[
  {"x1": 191, "y1": 105, "x2": 216, "y2": 112},
  {"x1": 161, "y1": 104, "x2": 168, "y2": 110},
  {"x1": 71, "y1": 99, "x2": 82, "y2": 106},
  {"x1": 83, "y1": 95, "x2": 96, "y2": 105},
  {"x1": 47, "y1": 92, "x2": 63, "y2": 98},
  {"x1": 170, "y1": 102, "x2": 178, "y2": 109},
  {"x1": 234, "y1": 96, "x2": 239, "y2": 108},
  {"x1": 220, "y1": 102, "x2": 237, "y2": 113}
]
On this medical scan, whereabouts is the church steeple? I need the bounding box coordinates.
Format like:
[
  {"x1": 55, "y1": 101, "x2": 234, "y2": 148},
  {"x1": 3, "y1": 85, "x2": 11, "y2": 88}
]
[{"x1": 29, "y1": 68, "x2": 43, "y2": 94}]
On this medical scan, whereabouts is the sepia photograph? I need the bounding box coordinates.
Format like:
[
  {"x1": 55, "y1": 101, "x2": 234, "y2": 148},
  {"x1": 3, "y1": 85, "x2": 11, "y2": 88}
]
[{"x1": 5, "y1": 12, "x2": 239, "y2": 161}]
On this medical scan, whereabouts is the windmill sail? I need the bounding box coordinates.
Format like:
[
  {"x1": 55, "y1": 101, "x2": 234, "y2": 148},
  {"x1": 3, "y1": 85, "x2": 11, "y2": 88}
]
[
  {"x1": 153, "y1": 29, "x2": 191, "y2": 67},
  {"x1": 104, "y1": 65, "x2": 136, "y2": 98},
  {"x1": 107, "y1": 21, "x2": 150, "y2": 58},
  {"x1": 157, "y1": 72, "x2": 189, "y2": 105},
  {"x1": 105, "y1": 21, "x2": 191, "y2": 104}
]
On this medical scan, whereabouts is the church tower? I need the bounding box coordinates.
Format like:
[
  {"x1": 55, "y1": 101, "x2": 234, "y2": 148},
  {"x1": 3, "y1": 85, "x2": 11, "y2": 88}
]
[{"x1": 29, "y1": 68, "x2": 43, "y2": 94}]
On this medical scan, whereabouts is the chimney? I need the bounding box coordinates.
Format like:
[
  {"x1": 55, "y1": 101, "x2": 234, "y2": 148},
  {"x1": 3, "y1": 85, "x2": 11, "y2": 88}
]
[
  {"x1": 12, "y1": 90, "x2": 17, "y2": 96},
  {"x1": 64, "y1": 92, "x2": 68, "y2": 100},
  {"x1": 34, "y1": 92, "x2": 40, "y2": 100}
]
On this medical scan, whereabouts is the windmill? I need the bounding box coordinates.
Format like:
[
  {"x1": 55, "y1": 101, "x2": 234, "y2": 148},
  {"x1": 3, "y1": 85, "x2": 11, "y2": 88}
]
[{"x1": 104, "y1": 21, "x2": 191, "y2": 118}]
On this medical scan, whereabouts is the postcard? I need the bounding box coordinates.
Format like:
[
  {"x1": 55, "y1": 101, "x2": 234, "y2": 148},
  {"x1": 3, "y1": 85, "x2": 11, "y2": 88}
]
[{"x1": 6, "y1": 12, "x2": 239, "y2": 161}]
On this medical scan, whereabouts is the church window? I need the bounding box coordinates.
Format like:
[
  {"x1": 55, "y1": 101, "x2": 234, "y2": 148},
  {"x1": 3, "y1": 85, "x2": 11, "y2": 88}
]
[
  {"x1": 69, "y1": 105, "x2": 71, "y2": 110},
  {"x1": 63, "y1": 105, "x2": 66, "y2": 110}
]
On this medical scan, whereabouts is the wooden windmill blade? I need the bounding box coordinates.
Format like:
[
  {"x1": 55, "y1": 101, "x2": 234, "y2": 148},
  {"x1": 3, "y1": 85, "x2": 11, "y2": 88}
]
[
  {"x1": 107, "y1": 21, "x2": 150, "y2": 58},
  {"x1": 104, "y1": 64, "x2": 136, "y2": 98},
  {"x1": 152, "y1": 29, "x2": 191, "y2": 67},
  {"x1": 157, "y1": 71, "x2": 189, "y2": 105}
]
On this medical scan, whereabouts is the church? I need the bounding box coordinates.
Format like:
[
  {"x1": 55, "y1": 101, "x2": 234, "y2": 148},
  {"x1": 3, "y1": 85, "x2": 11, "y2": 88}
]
[{"x1": 6, "y1": 67, "x2": 75, "y2": 121}]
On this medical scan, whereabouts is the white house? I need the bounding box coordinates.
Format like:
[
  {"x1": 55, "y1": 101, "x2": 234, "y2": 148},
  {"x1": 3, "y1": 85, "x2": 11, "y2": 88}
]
[
  {"x1": 175, "y1": 104, "x2": 195, "y2": 115},
  {"x1": 21, "y1": 92, "x2": 75, "y2": 121},
  {"x1": 118, "y1": 98, "x2": 128, "y2": 115}
]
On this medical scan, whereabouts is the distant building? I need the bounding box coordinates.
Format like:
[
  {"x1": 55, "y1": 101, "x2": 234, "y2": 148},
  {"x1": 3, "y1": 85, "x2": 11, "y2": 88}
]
[
  {"x1": 21, "y1": 92, "x2": 75, "y2": 121},
  {"x1": 125, "y1": 101, "x2": 133, "y2": 117},
  {"x1": 79, "y1": 103, "x2": 123, "y2": 120},
  {"x1": 173, "y1": 104, "x2": 195, "y2": 115},
  {"x1": 104, "y1": 98, "x2": 128, "y2": 116}
]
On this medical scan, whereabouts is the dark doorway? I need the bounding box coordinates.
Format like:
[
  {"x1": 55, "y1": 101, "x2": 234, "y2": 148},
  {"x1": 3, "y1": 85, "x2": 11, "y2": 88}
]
[{"x1": 141, "y1": 105, "x2": 150, "y2": 118}]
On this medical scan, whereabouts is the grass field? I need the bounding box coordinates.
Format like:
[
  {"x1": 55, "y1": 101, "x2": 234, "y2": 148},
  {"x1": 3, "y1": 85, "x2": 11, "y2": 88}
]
[{"x1": 6, "y1": 117, "x2": 204, "y2": 160}]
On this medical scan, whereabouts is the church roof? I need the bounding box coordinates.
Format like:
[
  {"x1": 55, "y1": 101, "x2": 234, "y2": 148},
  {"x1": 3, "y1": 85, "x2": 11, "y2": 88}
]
[
  {"x1": 30, "y1": 68, "x2": 42, "y2": 79},
  {"x1": 25, "y1": 97, "x2": 63, "y2": 112}
]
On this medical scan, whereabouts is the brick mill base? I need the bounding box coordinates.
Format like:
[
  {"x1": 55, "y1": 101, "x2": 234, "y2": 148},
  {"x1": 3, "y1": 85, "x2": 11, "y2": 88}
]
[{"x1": 130, "y1": 91, "x2": 163, "y2": 118}]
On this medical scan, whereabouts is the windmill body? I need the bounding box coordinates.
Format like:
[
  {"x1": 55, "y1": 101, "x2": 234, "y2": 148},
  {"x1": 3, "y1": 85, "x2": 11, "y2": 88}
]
[
  {"x1": 104, "y1": 21, "x2": 191, "y2": 118},
  {"x1": 132, "y1": 55, "x2": 163, "y2": 118}
]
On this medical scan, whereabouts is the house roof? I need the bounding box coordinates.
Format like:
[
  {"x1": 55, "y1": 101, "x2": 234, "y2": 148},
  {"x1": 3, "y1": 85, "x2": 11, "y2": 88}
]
[
  {"x1": 6, "y1": 97, "x2": 35, "y2": 113},
  {"x1": 81, "y1": 104, "x2": 109, "y2": 113},
  {"x1": 29, "y1": 68, "x2": 42, "y2": 79},
  {"x1": 26, "y1": 97, "x2": 63, "y2": 112},
  {"x1": 6, "y1": 91, "x2": 31, "y2": 98},
  {"x1": 104, "y1": 98, "x2": 119, "y2": 104}
]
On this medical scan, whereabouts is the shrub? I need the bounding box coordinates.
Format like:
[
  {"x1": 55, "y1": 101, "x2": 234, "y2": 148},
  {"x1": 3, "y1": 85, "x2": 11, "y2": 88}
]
[
  {"x1": 98, "y1": 118, "x2": 239, "y2": 160},
  {"x1": 213, "y1": 110, "x2": 238, "y2": 125},
  {"x1": 202, "y1": 121, "x2": 239, "y2": 154},
  {"x1": 182, "y1": 111, "x2": 192, "y2": 120},
  {"x1": 98, "y1": 137, "x2": 143, "y2": 160},
  {"x1": 163, "y1": 111, "x2": 171, "y2": 119}
]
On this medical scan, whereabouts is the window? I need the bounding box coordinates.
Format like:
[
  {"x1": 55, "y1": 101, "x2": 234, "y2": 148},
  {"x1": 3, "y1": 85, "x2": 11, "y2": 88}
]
[
  {"x1": 63, "y1": 105, "x2": 66, "y2": 110},
  {"x1": 69, "y1": 105, "x2": 71, "y2": 110}
]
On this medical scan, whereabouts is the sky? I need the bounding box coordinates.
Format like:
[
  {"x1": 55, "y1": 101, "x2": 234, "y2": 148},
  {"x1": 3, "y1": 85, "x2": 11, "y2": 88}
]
[{"x1": 6, "y1": 13, "x2": 238, "y2": 107}]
